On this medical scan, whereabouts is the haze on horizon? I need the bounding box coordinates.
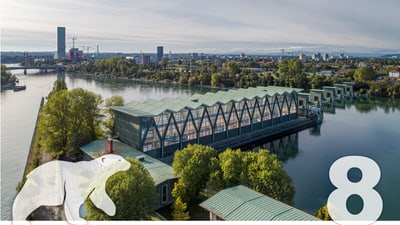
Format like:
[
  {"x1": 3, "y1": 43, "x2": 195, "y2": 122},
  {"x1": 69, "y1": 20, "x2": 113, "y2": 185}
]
[{"x1": 1, "y1": 0, "x2": 400, "y2": 54}]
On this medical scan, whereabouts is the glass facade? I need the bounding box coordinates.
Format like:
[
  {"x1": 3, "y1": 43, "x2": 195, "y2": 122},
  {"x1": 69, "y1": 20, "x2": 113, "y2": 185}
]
[{"x1": 137, "y1": 91, "x2": 299, "y2": 157}]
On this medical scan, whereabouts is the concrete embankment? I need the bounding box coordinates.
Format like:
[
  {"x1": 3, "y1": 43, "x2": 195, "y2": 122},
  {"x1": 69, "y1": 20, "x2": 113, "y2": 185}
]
[{"x1": 21, "y1": 97, "x2": 44, "y2": 180}]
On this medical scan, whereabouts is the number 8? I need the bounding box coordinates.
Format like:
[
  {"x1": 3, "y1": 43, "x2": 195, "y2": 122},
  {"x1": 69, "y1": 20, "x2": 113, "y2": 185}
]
[{"x1": 328, "y1": 156, "x2": 382, "y2": 224}]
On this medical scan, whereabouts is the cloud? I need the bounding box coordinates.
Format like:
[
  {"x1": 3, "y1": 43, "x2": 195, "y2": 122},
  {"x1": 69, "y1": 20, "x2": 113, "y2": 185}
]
[{"x1": 1, "y1": 0, "x2": 399, "y2": 53}]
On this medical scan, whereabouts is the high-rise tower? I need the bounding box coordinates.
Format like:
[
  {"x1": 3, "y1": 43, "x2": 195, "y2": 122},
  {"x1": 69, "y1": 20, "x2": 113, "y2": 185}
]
[
  {"x1": 157, "y1": 46, "x2": 164, "y2": 62},
  {"x1": 56, "y1": 27, "x2": 66, "y2": 59}
]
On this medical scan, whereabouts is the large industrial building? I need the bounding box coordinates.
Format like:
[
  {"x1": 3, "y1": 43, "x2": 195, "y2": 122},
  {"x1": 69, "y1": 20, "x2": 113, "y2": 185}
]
[{"x1": 112, "y1": 86, "x2": 303, "y2": 159}]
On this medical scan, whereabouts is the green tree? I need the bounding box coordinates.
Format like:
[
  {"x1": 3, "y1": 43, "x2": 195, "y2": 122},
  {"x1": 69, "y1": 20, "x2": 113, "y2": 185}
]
[
  {"x1": 85, "y1": 158, "x2": 156, "y2": 220},
  {"x1": 171, "y1": 144, "x2": 217, "y2": 203},
  {"x1": 172, "y1": 197, "x2": 190, "y2": 220},
  {"x1": 278, "y1": 59, "x2": 308, "y2": 88},
  {"x1": 1, "y1": 64, "x2": 18, "y2": 86},
  {"x1": 226, "y1": 61, "x2": 240, "y2": 75},
  {"x1": 208, "y1": 149, "x2": 295, "y2": 205},
  {"x1": 245, "y1": 150, "x2": 295, "y2": 205},
  {"x1": 315, "y1": 205, "x2": 332, "y2": 221},
  {"x1": 211, "y1": 73, "x2": 221, "y2": 87},
  {"x1": 103, "y1": 95, "x2": 125, "y2": 136},
  {"x1": 309, "y1": 74, "x2": 327, "y2": 89},
  {"x1": 353, "y1": 66, "x2": 376, "y2": 82},
  {"x1": 49, "y1": 79, "x2": 68, "y2": 97},
  {"x1": 38, "y1": 88, "x2": 103, "y2": 159}
]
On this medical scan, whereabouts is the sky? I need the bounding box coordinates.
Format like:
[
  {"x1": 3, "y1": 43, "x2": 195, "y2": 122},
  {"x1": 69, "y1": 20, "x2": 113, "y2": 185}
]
[{"x1": 1, "y1": 0, "x2": 400, "y2": 54}]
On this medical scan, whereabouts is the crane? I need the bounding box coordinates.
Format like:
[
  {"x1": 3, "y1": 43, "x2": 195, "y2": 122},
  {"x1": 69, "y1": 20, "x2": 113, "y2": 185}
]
[
  {"x1": 82, "y1": 45, "x2": 91, "y2": 54},
  {"x1": 72, "y1": 37, "x2": 77, "y2": 49}
]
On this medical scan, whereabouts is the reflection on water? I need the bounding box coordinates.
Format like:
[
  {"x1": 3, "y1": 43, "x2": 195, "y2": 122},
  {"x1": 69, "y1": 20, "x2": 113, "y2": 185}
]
[
  {"x1": 249, "y1": 96, "x2": 400, "y2": 220},
  {"x1": 253, "y1": 133, "x2": 299, "y2": 162}
]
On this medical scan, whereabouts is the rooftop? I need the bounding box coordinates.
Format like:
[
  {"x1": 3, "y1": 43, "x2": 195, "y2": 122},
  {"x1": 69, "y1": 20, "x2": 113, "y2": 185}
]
[
  {"x1": 199, "y1": 185, "x2": 319, "y2": 221},
  {"x1": 111, "y1": 86, "x2": 303, "y2": 117},
  {"x1": 80, "y1": 140, "x2": 176, "y2": 185}
]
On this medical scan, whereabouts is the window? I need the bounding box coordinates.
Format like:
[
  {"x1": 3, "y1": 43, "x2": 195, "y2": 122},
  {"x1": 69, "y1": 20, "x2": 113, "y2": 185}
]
[
  {"x1": 162, "y1": 184, "x2": 168, "y2": 204},
  {"x1": 327, "y1": 92, "x2": 331, "y2": 98},
  {"x1": 314, "y1": 96, "x2": 319, "y2": 102}
]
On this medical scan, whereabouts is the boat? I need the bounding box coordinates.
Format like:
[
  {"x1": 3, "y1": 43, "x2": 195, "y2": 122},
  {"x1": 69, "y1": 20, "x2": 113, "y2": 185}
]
[{"x1": 13, "y1": 85, "x2": 26, "y2": 92}]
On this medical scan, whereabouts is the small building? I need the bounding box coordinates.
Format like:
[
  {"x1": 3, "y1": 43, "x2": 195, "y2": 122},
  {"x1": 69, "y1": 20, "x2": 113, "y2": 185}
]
[
  {"x1": 389, "y1": 70, "x2": 400, "y2": 79},
  {"x1": 199, "y1": 185, "x2": 319, "y2": 221},
  {"x1": 318, "y1": 70, "x2": 334, "y2": 77},
  {"x1": 310, "y1": 89, "x2": 324, "y2": 106},
  {"x1": 343, "y1": 82, "x2": 355, "y2": 97},
  {"x1": 297, "y1": 93, "x2": 310, "y2": 110},
  {"x1": 323, "y1": 86, "x2": 337, "y2": 102},
  {"x1": 333, "y1": 84, "x2": 346, "y2": 99},
  {"x1": 80, "y1": 139, "x2": 177, "y2": 210}
]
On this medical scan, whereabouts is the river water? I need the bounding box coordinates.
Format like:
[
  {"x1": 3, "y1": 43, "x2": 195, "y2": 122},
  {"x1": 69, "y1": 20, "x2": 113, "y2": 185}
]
[{"x1": 1, "y1": 70, "x2": 400, "y2": 220}]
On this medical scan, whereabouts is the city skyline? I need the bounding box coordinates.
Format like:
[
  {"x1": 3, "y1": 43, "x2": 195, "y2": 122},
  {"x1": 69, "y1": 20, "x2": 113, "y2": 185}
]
[{"x1": 1, "y1": 0, "x2": 400, "y2": 54}]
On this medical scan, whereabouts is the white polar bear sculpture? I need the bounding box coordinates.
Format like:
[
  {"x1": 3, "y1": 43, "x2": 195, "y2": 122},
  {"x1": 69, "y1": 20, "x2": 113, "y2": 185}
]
[{"x1": 13, "y1": 154, "x2": 131, "y2": 224}]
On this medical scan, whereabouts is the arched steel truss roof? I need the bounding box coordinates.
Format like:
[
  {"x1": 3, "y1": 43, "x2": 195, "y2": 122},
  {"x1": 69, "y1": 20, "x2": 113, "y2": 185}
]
[{"x1": 112, "y1": 86, "x2": 303, "y2": 117}]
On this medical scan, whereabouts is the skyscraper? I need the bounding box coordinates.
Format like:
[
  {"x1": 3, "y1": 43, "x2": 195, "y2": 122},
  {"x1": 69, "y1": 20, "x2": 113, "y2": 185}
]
[
  {"x1": 56, "y1": 27, "x2": 66, "y2": 59},
  {"x1": 157, "y1": 46, "x2": 163, "y2": 62}
]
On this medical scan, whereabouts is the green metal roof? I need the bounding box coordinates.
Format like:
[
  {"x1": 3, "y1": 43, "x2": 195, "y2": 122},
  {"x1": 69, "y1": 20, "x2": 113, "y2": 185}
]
[
  {"x1": 80, "y1": 140, "x2": 176, "y2": 185},
  {"x1": 112, "y1": 86, "x2": 303, "y2": 117},
  {"x1": 199, "y1": 185, "x2": 319, "y2": 221}
]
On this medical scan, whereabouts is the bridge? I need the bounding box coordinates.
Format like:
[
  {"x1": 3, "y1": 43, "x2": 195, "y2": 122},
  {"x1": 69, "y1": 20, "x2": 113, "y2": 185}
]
[{"x1": 5, "y1": 65, "x2": 65, "y2": 74}]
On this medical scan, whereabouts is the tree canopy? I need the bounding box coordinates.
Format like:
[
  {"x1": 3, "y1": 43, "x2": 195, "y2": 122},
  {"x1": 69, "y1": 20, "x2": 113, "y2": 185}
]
[
  {"x1": 171, "y1": 144, "x2": 217, "y2": 203},
  {"x1": 38, "y1": 88, "x2": 103, "y2": 159},
  {"x1": 278, "y1": 59, "x2": 308, "y2": 88},
  {"x1": 171, "y1": 145, "x2": 295, "y2": 208},
  {"x1": 103, "y1": 95, "x2": 125, "y2": 136},
  {"x1": 208, "y1": 149, "x2": 295, "y2": 205},
  {"x1": 1, "y1": 64, "x2": 18, "y2": 86},
  {"x1": 353, "y1": 66, "x2": 376, "y2": 82},
  {"x1": 85, "y1": 158, "x2": 156, "y2": 220},
  {"x1": 315, "y1": 204, "x2": 332, "y2": 221}
]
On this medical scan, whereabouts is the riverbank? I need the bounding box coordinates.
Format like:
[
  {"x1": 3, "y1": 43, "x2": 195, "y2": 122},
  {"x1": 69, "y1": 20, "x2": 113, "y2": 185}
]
[{"x1": 16, "y1": 96, "x2": 64, "y2": 221}]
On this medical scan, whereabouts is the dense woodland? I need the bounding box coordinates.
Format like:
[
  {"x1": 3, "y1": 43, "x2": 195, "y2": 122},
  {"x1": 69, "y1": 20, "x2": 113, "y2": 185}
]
[{"x1": 66, "y1": 56, "x2": 400, "y2": 97}]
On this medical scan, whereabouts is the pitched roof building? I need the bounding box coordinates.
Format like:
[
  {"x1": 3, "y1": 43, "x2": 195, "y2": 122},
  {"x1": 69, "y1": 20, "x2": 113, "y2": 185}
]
[{"x1": 200, "y1": 185, "x2": 320, "y2": 221}]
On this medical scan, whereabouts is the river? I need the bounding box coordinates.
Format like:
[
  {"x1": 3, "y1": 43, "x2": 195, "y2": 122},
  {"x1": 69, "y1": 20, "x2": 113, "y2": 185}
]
[{"x1": 1, "y1": 70, "x2": 400, "y2": 220}]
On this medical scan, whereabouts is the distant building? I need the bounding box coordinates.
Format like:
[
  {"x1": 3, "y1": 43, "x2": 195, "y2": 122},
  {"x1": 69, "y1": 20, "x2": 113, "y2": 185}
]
[
  {"x1": 322, "y1": 53, "x2": 329, "y2": 61},
  {"x1": 141, "y1": 53, "x2": 151, "y2": 65},
  {"x1": 56, "y1": 27, "x2": 66, "y2": 59},
  {"x1": 358, "y1": 61, "x2": 367, "y2": 67},
  {"x1": 299, "y1": 54, "x2": 306, "y2": 62},
  {"x1": 68, "y1": 48, "x2": 83, "y2": 61},
  {"x1": 157, "y1": 46, "x2": 163, "y2": 62},
  {"x1": 389, "y1": 70, "x2": 400, "y2": 78},
  {"x1": 318, "y1": 70, "x2": 334, "y2": 77},
  {"x1": 311, "y1": 53, "x2": 321, "y2": 61}
]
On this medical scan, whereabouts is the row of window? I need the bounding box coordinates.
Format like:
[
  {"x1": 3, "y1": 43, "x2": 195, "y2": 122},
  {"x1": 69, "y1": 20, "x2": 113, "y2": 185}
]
[{"x1": 141, "y1": 93, "x2": 298, "y2": 152}]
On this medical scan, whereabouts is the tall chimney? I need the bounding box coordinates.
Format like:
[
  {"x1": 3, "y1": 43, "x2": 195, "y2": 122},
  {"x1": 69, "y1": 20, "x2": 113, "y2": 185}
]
[{"x1": 107, "y1": 138, "x2": 113, "y2": 153}]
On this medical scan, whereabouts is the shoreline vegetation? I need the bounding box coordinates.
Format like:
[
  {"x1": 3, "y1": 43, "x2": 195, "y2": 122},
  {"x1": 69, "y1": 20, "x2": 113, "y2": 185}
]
[
  {"x1": 1, "y1": 64, "x2": 18, "y2": 90},
  {"x1": 66, "y1": 57, "x2": 400, "y2": 98}
]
